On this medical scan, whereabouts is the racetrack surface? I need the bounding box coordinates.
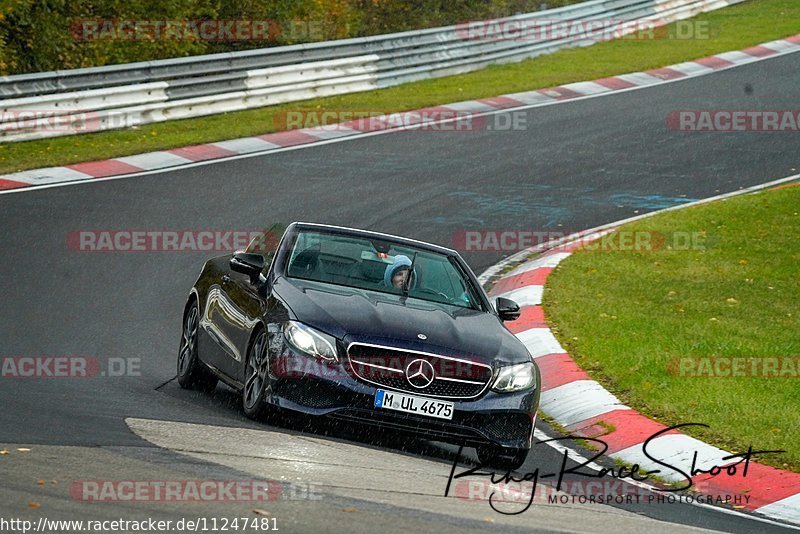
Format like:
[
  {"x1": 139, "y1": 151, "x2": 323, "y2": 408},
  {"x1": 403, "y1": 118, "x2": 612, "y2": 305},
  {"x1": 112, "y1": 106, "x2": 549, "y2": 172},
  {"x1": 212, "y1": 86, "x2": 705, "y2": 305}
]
[{"x1": 0, "y1": 52, "x2": 798, "y2": 532}]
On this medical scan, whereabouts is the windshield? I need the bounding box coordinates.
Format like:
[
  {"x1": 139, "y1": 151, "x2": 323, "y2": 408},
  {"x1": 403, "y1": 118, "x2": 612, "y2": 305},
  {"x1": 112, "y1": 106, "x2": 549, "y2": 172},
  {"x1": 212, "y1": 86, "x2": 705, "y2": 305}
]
[{"x1": 285, "y1": 230, "x2": 482, "y2": 310}]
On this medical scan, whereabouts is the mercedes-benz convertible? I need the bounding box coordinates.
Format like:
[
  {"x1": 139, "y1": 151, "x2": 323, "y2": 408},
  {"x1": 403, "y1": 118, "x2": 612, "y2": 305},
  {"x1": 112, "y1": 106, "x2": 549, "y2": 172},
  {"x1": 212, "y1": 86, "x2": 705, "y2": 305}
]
[{"x1": 178, "y1": 222, "x2": 540, "y2": 468}]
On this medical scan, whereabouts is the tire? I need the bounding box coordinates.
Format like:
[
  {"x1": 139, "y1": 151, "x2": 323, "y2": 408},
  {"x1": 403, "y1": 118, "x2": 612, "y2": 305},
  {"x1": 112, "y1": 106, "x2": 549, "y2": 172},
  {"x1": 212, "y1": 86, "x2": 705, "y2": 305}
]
[
  {"x1": 242, "y1": 329, "x2": 271, "y2": 420},
  {"x1": 476, "y1": 445, "x2": 529, "y2": 471},
  {"x1": 177, "y1": 301, "x2": 218, "y2": 392}
]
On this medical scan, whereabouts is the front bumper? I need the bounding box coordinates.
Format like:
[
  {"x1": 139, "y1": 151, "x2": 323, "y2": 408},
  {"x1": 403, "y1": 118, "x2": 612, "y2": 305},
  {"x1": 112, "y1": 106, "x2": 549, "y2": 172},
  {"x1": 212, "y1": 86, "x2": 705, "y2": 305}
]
[{"x1": 266, "y1": 347, "x2": 539, "y2": 449}]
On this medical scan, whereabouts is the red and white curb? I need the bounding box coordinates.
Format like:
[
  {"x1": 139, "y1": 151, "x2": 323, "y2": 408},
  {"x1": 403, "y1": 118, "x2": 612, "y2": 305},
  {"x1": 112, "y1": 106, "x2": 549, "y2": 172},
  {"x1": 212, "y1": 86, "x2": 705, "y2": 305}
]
[
  {"x1": 479, "y1": 179, "x2": 800, "y2": 527},
  {"x1": 2, "y1": 33, "x2": 799, "y2": 193}
]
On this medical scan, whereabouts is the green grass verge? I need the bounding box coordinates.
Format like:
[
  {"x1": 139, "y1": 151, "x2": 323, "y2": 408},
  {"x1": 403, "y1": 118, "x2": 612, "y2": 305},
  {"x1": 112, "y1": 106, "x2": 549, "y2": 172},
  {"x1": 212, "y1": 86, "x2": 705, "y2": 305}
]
[
  {"x1": 543, "y1": 184, "x2": 800, "y2": 472},
  {"x1": 1, "y1": 0, "x2": 799, "y2": 174}
]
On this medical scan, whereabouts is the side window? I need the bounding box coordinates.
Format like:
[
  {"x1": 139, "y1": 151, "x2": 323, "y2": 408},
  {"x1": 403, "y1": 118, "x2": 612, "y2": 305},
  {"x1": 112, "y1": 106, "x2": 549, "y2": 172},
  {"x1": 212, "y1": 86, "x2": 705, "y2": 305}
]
[
  {"x1": 246, "y1": 226, "x2": 282, "y2": 254},
  {"x1": 246, "y1": 227, "x2": 283, "y2": 273}
]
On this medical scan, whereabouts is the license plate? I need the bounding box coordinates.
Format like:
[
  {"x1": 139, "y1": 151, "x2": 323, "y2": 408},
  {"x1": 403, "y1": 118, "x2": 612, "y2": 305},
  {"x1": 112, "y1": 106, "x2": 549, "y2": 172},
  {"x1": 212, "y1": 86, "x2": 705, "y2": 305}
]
[{"x1": 374, "y1": 389, "x2": 454, "y2": 420}]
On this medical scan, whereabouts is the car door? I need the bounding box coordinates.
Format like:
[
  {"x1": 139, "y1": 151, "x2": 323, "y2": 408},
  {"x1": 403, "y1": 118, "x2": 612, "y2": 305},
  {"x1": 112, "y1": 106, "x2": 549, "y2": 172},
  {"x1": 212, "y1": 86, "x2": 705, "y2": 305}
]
[
  {"x1": 211, "y1": 266, "x2": 266, "y2": 382},
  {"x1": 204, "y1": 229, "x2": 282, "y2": 383}
]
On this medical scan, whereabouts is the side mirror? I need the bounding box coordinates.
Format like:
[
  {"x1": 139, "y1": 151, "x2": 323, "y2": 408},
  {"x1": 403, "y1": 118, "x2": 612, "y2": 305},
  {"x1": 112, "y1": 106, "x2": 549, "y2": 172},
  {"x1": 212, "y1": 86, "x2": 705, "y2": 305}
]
[
  {"x1": 496, "y1": 297, "x2": 521, "y2": 322},
  {"x1": 230, "y1": 252, "x2": 265, "y2": 282}
]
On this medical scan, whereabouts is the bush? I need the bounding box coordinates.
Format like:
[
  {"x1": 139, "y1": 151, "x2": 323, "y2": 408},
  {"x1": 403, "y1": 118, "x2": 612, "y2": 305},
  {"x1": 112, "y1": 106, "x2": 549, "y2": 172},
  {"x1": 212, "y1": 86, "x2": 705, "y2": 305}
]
[{"x1": 0, "y1": 0, "x2": 580, "y2": 75}]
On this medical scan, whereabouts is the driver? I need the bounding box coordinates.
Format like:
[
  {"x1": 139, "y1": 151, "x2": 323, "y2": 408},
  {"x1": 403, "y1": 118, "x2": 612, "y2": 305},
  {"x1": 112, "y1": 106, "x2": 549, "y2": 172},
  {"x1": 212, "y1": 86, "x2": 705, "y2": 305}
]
[{"x1": 383, "y1": 255, "x2": 416, "y2": 289}]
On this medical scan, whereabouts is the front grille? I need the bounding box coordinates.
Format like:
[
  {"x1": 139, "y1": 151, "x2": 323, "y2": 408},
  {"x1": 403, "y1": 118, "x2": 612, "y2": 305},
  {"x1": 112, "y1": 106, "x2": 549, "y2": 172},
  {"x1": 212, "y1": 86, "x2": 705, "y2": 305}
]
[{"x1": 347, "y1": 343, "x2": 493, "y2": 399}]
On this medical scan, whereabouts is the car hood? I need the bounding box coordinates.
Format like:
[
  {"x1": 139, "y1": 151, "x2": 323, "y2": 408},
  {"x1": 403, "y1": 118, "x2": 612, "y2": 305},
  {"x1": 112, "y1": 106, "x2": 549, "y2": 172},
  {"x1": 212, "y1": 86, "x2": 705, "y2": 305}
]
[{"x1": 272, "y1": 277, "x2": 529, "y2": 365}]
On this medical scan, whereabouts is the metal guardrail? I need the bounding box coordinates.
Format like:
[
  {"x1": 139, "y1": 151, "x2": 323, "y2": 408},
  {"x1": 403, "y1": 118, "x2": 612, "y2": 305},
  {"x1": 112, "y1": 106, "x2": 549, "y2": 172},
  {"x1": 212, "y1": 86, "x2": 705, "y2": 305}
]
[{"x1": 0, "y1": 0, "x2": 745, "y2": 142}]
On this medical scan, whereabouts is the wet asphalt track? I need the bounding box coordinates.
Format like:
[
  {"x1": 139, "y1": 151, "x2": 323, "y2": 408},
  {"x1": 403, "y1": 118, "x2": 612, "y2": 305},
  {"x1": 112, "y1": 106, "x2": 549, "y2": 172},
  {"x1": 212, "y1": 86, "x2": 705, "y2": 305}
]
[{"x1": 0, "y1": 51, "x2": 798, "y2": 532}]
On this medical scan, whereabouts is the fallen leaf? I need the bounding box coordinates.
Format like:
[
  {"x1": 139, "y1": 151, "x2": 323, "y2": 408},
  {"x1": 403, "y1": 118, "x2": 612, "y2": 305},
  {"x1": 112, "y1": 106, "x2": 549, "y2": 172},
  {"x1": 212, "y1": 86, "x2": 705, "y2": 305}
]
[
  {"x1": 342, "y1": 507, "x2": 358, "y2": 513},
  {"x1": 16, "y1": 448, "x2": 31, "y2": 452},
  {"x1": 28, "y1": 501, "x2": 40, "y2": 509},
  {"x1": 252, "y1": 509, "x2": 271, "y2": 516},
  {"x1": 37, "y1": 480, "x2": 45, "y2": 485},
  {"x1": 0, "y1": 450, "x2": 9, "y2": 455}
]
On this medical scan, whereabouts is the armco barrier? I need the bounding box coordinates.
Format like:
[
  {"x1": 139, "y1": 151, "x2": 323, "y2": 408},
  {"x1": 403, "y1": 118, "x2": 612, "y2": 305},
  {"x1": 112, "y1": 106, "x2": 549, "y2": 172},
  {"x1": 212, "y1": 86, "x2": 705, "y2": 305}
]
[{"x1": 0, "y1": 0, "x2": 746, "y2": 142}]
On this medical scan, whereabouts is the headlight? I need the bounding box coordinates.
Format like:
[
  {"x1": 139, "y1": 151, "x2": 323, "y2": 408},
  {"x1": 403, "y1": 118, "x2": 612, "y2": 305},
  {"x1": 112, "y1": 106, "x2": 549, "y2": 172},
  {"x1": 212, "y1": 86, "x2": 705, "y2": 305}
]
[
  {"x1": 283, "y1": 321, "x2": 337, "y2": 362},
  {"x1": 492, "y1": 362, "x2": 537, "y2": 392}
]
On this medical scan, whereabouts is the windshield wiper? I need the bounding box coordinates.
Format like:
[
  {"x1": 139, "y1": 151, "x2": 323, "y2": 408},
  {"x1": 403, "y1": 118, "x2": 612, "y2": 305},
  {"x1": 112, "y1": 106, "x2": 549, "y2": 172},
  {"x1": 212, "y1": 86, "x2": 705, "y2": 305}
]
[{"x1": 402, "y1": 251, "x2": 417, "y2": 299}]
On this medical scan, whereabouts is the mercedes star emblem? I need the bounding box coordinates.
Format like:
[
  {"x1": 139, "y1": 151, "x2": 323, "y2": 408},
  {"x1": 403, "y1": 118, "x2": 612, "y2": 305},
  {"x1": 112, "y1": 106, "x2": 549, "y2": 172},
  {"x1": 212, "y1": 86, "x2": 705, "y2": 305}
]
[{"x1": 405, "y1": 358, "x2": 435, "y2": 388}]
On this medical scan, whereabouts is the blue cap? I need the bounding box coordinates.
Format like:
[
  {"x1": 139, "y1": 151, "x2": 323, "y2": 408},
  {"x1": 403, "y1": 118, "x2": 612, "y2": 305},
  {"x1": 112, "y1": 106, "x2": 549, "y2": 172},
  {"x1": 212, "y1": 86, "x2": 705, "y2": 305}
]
[{"x1": 383, "y1": 255, "x2": 413, "y2": 287}]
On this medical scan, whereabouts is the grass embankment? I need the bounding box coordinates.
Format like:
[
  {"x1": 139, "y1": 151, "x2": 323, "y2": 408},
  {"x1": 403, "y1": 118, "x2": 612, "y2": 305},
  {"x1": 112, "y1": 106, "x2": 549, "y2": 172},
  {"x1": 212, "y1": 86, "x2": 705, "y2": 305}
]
[
  {"x1": 544, "y1": 184, "x2": 800, "y2": 472},
  {"x1": 1, "y1": 0, "x2": 799, "y2": 174}
]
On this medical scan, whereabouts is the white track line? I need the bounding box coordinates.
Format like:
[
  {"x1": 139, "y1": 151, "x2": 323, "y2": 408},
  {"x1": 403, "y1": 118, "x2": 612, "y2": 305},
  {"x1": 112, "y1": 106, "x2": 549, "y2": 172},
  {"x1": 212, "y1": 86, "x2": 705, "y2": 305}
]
[
  {"x1": 2, "y1": 42, "x2": 798, "y2": 196},
  {"x1": 485, "y1": 172, "x2": 800, "y2": 528},
  {"x1": 479, "y1": 173, "x2": 800, "y2": 285},
  {"x1": 532, "y1": 427, "x2": 800, "y2": 530}
]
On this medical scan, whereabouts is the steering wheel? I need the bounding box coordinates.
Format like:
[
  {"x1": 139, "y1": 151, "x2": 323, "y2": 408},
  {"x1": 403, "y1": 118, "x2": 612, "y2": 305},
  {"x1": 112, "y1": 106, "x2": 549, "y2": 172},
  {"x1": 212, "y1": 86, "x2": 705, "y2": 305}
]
[{"x1": 415, "y1": 287, "x2": 451, "y2": 300}]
